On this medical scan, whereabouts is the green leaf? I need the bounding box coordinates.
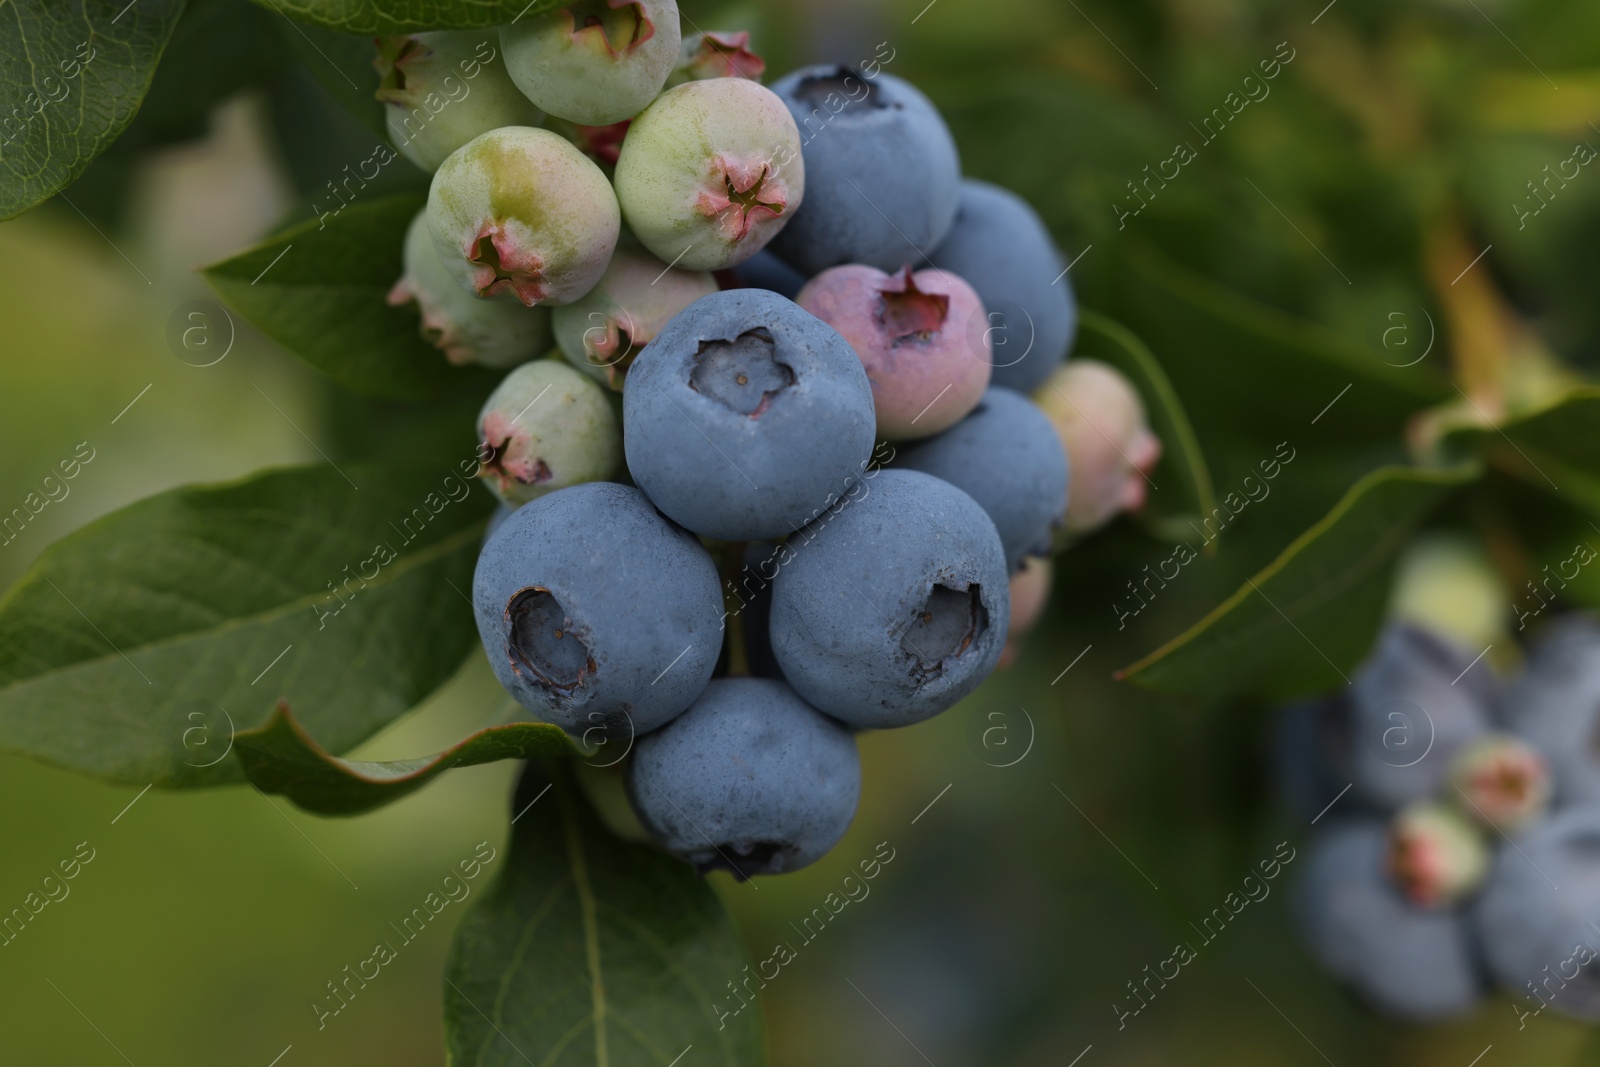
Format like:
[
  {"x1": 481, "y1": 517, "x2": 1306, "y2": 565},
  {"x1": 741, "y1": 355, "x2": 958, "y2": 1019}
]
[
  {"x1": 447, "y1": 761, "x2": 765, "y2": 1067},
  {"x1": 0, "y1": 463, "x2": 494, "y2": 787},
  {"x1": 237, "y1": 703, "x2": 571, "y2": 815},
  {"x1": 1072, "y1": 311, "x2": 1215, "y2": 543},
  {"x1": 1482, "y1": 472, "x2": 1600, "y2": 622},
  {"x1": 204, "y1": 194, "x2": 495, "y2": 401},
  {"x1": 58, "y1": 0, "x2": 291, "y2": 229},
  {"x1": 1120, "y1": 463, "x2": 1481, "y2": 700},
  {"x1": 0, "y1": 0, "x2": 186, "y2": 220},
  {"x1": 252, "y1": 0, "x2": 565, "y2": 34},
  {"x1": 1442, "y1": 387, "x2": 1600, "y2": 519}
]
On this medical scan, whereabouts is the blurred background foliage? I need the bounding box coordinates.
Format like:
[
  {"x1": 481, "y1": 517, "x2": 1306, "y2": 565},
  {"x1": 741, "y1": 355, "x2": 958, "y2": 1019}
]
[{"x1": 4, "y1": 0, "x2": 1600, "y2": 1063}]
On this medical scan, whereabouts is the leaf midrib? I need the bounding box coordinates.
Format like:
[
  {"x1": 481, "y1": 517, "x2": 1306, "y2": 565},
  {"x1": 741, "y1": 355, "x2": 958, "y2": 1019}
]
[{"x1": 563, "y1": 786, "x2": 610, "y2": 1067}]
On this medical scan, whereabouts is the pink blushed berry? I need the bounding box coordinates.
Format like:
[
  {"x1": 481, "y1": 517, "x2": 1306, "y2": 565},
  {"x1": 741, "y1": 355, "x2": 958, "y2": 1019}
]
[{"x1": 796, "y1": 264, "x2": 991, "y2": 440}]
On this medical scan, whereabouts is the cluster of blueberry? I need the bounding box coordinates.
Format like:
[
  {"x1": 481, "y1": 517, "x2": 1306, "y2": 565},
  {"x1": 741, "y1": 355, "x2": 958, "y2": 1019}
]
[
  {"x1": 1281, "y1": 611, "x2": 1600, "y2": 1022},
  {"x1": 378, "y1": 3, "x2": 1161, "y2": 878}
]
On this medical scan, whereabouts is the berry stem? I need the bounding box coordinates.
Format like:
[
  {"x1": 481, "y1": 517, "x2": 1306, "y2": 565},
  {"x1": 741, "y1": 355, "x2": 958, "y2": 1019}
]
[
  {"x1": 1422, "y1": 205, "x2": 1572, "y2": 419},
  {"x1": 1422, "y1": 207, "x2": 1511, "y2": 415}
]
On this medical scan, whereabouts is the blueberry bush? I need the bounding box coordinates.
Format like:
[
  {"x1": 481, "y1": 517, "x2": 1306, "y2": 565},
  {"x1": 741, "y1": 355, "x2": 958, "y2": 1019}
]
[{"x1": 5, "y1": 0, "x2": 1600, "y2": 1064}]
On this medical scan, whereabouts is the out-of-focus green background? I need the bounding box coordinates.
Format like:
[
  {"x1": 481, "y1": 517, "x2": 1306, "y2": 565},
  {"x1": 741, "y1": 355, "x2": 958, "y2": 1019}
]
[{"x1": 6, "y1": 0, "x2": 1600, "y2": 1063}]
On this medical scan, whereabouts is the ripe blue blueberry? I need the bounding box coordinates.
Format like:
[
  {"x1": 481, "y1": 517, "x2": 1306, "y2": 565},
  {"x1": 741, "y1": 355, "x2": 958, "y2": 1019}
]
[
  {"x1": 626, "y1": 677, "x2": 861, "y2": 878},
  {"x1": 929, "y1": 180, "x2": 1078, "y2": 393},
  {"x1": 485, "y1": 501, "x2": 516, "y2": 544},
  {"x1": 473, "y1": 482, "x2": 722, "y2": 737},
  {"x1": 1346, "y1": 622, "x2": 1494, "y2": 810},
  {"x1": 622, "y1": 288, "x2": 876, "y2": 540},
  {"x1": 1500, "y1": 615, "x2": 1600, "y2": 806},
  {"x1": 1295, "y1": 819, "x2": 1485, "y2": 1020},
  {"x1": 895, "y1": 386, "x2": 1068, "y2": 572},
  {"x1": 1475, "y1": 805, "x2": 1600, "y2": 1020},
  {"x1": 768, "y1": 469, "x2": 1009, "y2": 729},
  {"x1": 725, "y1": 248, "x2": 808, "y2": 301},
  {"x1": 767, "y1": 66, "x2": 961, "y2": 274}
]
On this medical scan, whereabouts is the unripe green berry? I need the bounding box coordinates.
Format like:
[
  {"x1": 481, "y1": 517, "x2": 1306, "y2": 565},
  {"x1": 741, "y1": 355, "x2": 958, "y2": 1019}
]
[
  {"x1": 1385, "y1": 800, "x2": 1490, "y2": 908},
  {"x1": 665, "y1": 30, "x2": 765, "y2": 87},
  {"x1": 427, "y1": 126, "x2": 621, "y2": 307},
  {"x1": 389, "y1": 210, "x2": 550, "y2": 368},
  {"x1": 551, "y1": 247, "x2": 717, "y2": 390},
  {"x1": 374, "y1": 31, "x2": 545, "y2": 172},
  {"x1": 614, "y1": 78, "x2": 805, "y2": 271},
  {"x1": 477, "y1": 359, "x2": 621, "y2": 506},
  {"x1": 500, "y1": 0, "x2": 681, "y2": 126},
  {"x1": 1449, "y1": 734, "x2": 1551, "y2": 832},
  {"x1": 1388, "y1": 535, "x2": 1506, "y2": 654}
]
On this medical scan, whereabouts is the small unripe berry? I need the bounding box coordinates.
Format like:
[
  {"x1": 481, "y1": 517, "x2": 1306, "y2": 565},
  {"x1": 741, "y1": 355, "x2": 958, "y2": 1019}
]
[
  {"x1": 389, "y1": 210, "x2": 550, "y2": 368},
  {"x1": 477, "y1": 359, "x2": 621, "y2": 506},
  {"x1": 427, "y1": 126, "x2": 620, "y2": 307},
  {"x1": 1034, "y1": 360, "x2": 1161, "y2": 534},
  {"x1": 999, "y1": 557, "x2": 1052, "y2": 669},
  {"x1": 665, "y1": 30, "x2": 765, "y2": 86},
  {"x1": 796, "y1": 264, "x2": 990, "y2": 440},
  {"x1": 1385, "y1": 801, "x2": 1490, "y2": 908},
  {"x1": 373, "y1": 32, "x2": 544, "y2": 172},
  {"x1": 1449, "y1": 734, "x2": 1551, "y2": 832},
  {"x1": 500, "y1": 0, "x2": 681, "y2": 126},
  {"x1": 551, "y1": 248, "x2": 717, "y2": 390},
  {"x1": 613, "y1": 78, "x2": 805, "y2": 271}
]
